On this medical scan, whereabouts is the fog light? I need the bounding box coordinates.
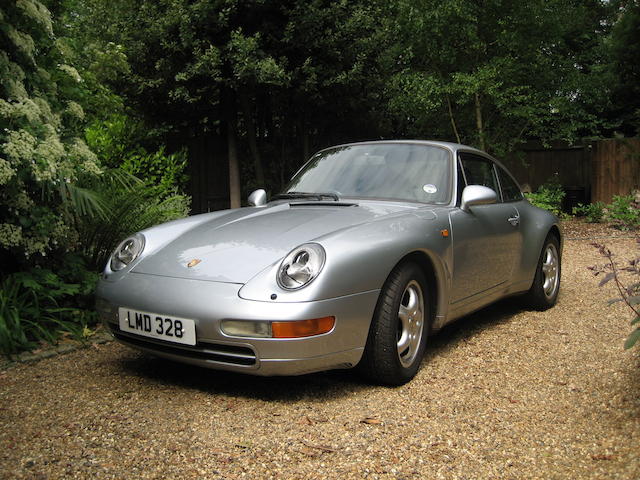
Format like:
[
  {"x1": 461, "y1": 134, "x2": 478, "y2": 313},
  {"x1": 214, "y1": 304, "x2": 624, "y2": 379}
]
[
  {"x1": 272, "y1": 316, "x2": 335, "y2": 338},
  {"x1": 221, "y1": 320, "x2": 272, "y2": 338}
]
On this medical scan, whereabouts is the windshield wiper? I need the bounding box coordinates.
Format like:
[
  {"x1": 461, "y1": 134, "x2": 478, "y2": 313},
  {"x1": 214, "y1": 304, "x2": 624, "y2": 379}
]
[{"x1": 274, "y1": 191, "x2": 340, "y2": 201}]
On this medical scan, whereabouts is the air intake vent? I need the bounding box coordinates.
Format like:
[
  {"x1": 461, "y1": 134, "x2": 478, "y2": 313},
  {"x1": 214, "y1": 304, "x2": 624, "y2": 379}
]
[{"x1": 113, "y1": 329, "x2": 256, "y2": 366}]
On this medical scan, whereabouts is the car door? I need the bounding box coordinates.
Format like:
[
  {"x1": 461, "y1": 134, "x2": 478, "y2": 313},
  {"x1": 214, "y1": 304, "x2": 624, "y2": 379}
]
[{"x1": 449, "y1": 153, "x2": 523, "y2": 305}]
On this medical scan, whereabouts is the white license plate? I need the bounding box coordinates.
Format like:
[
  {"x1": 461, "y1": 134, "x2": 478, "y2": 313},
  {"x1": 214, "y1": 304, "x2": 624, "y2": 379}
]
[{"x1": 118, "y1": 307, "x2": 196, "y2": 346}]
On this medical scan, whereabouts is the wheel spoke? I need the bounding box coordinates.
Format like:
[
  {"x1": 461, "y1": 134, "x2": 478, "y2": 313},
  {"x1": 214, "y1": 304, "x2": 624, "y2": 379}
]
[
  {"x1": 398, "y1": 304, "x2": 410, "y2": 327},
  {"x1": 396, "y1": 280, "x2": 425, "y2": 368},
  {"x1": 406, "y1": 289, "x2": 419, "y2": 317},
  {"x1": 397, "y1": 332, "x2": 411, "y2": 355},
  {"x1": 541, "y1": 244, "x2": 559, "y2": 298}
]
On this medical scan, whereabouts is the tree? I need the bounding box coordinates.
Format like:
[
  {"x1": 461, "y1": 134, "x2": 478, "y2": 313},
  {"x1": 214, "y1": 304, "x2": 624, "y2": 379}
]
[
  {"x1": 383, "y1": 0, "x2": 614, "y2": 157},
  {"x1": 609, "y1": 0, "x2": 640, "y2": 136},
  {"x1": 0, "y1": 0, "x2": 102, "y2": 271},
  {"x1": 64, "y1": 0, "x2": 289, "y2": 207},
  {"x1": 65, "y1": 0, "x2": 619, "y2": 202},
  {"x1": 68, "y1": 0, "x2": 393, "y2": 204}
]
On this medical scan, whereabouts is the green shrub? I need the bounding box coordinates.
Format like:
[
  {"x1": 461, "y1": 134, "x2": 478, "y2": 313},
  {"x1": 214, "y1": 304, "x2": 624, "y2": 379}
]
[
  {"x1": 525, "y1": 176, "x2": 566, "y2": 217},
  {"x1": 573, "y1": 201, "x2": 605, "y2": 223},
  {"x1": 75, "y1": 169, "x2": 190, "y2": 271},
  {"x1": 85, "y1": 115, "x2": 189, "y2": 198},
  {"x1": 0, "y1": 265, "x2": 97, "y2": 355},
  {"x1": 84, "y1": 114, "x2": 138, "y2": 168},
  {"x1": 121, "y1": 147, "x2": 189, "y2": 198},
  {"x1": 0, "y1": 2, "x2": 104, "y2": 265},
  {"x1": 605, "y1": 195, "x2": 640, "y2": 230}
]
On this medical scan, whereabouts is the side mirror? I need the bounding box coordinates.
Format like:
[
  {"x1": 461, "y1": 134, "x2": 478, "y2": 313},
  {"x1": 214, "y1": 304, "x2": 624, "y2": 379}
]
[
  {"x1": 248, "y1": 189, "x2": 267, "y2": 207},
  {"x1": 461, "y1": 185, "x2": 497, "y2": 212}
]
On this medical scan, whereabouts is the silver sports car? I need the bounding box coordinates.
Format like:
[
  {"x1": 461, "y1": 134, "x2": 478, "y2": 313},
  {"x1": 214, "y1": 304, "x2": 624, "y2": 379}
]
[{"x1": 96, "y1": 140, "x2": 562, "y2": 385}]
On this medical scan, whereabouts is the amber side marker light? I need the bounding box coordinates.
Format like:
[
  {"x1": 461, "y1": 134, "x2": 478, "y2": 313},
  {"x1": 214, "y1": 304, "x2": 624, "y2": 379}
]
[{"x1": 271, "y1": 316, "x2": 335, "y2": 338}]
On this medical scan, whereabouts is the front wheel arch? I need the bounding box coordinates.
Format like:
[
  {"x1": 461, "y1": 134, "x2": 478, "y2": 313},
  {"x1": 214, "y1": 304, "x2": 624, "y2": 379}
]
[
  {"x1": 358, "y1": 257, "x2": 436, "y2": 385},
  {"x1": 399, "y1": 251, "x2": 438, "y2": 326}
]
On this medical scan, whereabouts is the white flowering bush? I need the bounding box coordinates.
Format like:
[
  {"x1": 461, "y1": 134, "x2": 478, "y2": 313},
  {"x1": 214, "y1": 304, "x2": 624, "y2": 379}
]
[
  {"x1": 0, "y1": 1, "x2": 103, "y2": 265},
  {"x1": 0, "y1": 1, "x2": 191, "y2": 354}
]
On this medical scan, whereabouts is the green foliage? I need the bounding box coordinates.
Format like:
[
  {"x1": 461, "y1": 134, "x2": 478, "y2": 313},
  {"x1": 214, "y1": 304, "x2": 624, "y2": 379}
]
[
  {"x1": 525, "y1": 176, "x2": 566, "y2": 217},
  {"x1": 76, "y1": 170, "x2": 190, "y2": 271},
  {"x1": 120, "y1": 147, "x2": 188, "y2": 197},
  {"x1": 84, "y1": 114, "x2": 138, "y2": 168},
  {"x1": 574, "y1": 196, "x2": 640, "y2": 229},
  {"x1": 591, "y1": 239, "x2": 640, "y2": 350},
  {"x1": 609, "y1": 1, "x2": 640, "y2": 136},
  {"x1": 383, "y1": 0, "x2": 614, "y2": 156},
  {"x1": 605, "y1": 195, "x2": 640, "y2": 230},
  {"x1": 0, "y1": 263, "x2": 98, "y2": 355},
  {"x1": 80, "y1": 115, "x2": 191, "y2": 270},
  {"x1": 0, "y1": 2, "x2": 192, "y2": 355},
  {"x1": 0, "y1": 0, "x2": 104, "y2": 263},
  {"x1": 85, "y1": 114, "x2": 189, "y2": 197},
  {"x1": 573, "y1": 201, "x2": 605, "y2": 223}
]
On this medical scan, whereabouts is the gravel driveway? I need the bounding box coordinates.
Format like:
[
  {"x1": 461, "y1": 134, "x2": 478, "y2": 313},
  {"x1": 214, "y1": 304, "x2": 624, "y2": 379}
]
[{"x1": 1, "y1": 232, "x2": 639, "y2": 479}]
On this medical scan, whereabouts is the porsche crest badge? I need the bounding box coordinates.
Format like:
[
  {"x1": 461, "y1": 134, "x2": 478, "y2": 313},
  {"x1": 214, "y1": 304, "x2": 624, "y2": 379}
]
[{"x1": 187, "y1": 259, "x2": 202, "y2": 268}]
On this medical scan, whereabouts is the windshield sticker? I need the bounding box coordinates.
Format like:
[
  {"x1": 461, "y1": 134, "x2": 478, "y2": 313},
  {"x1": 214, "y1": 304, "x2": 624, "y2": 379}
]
[{"x1": 423, "y1": 184, "x2": 438, "y2": 194}]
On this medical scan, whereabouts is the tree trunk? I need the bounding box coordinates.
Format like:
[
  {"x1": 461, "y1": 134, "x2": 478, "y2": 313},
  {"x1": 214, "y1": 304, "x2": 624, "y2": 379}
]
[
  {"x1": 239, "y1": 93, "x2": 265, "y2": 186},
  {"x1": 474, "y1": 92, "x2": 486, "y2": 151},
  {"x1": 225, "y1": 94, "x2": 241, "y2": 208},
  {"x1": 446, "y1": 95, "x2": 461, "y2": 144},
  {"x1": 302, "y1": 122, "x2": 309, "y2": 163}
]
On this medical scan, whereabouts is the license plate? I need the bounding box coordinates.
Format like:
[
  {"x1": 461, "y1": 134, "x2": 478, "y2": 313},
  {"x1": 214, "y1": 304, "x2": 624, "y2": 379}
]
[{"x1": 118, "y1": 307, "x2": 196, "y2": 345}]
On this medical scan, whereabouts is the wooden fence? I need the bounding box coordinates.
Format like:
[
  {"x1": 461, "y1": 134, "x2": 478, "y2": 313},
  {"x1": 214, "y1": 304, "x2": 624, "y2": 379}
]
[
  {"x1": 591, "y1": 138, "x2": 640, "y2": 204},
  {"x1": 187, "y1": 136, "x2": 640, "y2": 214},
  {"x1": 502, "y1": 141, "x2": 592, "y2": 210},
  {"x1": 188, "y1": 135, "x2": 229, "y2": 214},
  {"x1": 503, "y1": 138, "x2": 640, "y2": 208}
]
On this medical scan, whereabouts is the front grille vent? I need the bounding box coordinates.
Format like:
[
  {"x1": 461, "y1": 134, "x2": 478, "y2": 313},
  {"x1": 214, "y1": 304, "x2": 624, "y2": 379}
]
[{"x1": 112, "y1": 327, "x2": 256, "y2": 366}]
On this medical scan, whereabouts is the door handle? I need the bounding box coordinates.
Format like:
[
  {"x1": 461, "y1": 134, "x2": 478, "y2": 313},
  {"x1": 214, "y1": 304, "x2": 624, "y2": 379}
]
[{"x1": 508, "y1": 215, "x2": 520, "y2": 226}]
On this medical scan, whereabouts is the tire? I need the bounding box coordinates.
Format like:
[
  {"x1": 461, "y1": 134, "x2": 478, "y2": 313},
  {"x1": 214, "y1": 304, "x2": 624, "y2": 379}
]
[
  {"x1": 359, "y1": 262, "x2": 429, "y2": 386},
  {"x1": 525, "y1": 234, "x2": 561, "y2": 311}
]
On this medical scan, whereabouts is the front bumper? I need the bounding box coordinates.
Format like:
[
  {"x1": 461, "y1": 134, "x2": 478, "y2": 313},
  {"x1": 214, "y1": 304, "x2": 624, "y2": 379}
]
[{"x1": 96, "y1": 273, "x2": 380, "y2": 376}]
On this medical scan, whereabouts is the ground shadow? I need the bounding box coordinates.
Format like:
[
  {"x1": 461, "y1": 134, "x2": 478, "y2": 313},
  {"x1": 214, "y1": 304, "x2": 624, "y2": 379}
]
[
  {"x1": 115, "y1": 296, "x2": 527, "y2": 402},
  {"x1": 117, "y1": 352, "x2": 370, "y2": 402},
  {"x1": 425, "y1": 296, "x2": 526, "y2": 360}
]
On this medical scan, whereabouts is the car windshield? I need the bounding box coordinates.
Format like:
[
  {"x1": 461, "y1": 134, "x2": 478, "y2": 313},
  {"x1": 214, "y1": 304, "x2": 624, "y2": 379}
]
[{"x1": 283, "y1": 144, "x2": 452, "y2": 204}]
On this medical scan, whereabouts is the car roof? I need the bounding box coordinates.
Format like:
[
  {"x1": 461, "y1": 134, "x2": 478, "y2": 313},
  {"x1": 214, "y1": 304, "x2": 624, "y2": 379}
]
[{"x1": 319, "y1": 139, "x2": 488, "y2": 157}]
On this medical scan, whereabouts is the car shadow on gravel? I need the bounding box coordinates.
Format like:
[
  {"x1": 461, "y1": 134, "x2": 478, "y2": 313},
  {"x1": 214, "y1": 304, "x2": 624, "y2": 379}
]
[
  {"x1": 115, "y1": 296, "x2": 527, "y2": 401},
  {"x1": 117, "y1": 353, "x2": 370, "y2": 401},
  {"x1": 425, "y1": 296, "x2": 526, "y2": 359}
]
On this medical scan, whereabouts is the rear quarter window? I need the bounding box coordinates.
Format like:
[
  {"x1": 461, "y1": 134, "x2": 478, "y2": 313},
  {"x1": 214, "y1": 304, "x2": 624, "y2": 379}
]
[{"x1": 497, "y1": 167, "x2": 523, "y2": 202}]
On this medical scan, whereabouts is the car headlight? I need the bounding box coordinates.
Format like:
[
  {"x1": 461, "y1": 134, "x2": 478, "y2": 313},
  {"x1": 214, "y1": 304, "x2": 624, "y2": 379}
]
[
  {"x1": 110, "y1": 233, "x2": 145, "y2": 271},
  {"x1": 277, "y1": 243, "x2": 325, "y2": 290}
]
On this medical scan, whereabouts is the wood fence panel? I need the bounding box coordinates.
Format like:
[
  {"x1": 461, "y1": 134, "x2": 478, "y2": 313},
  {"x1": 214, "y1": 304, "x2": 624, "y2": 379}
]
[
  {"x1": 184, "y1": 137, "x2": 638, "y2": 213},
  {"x1": 502, "y1": 142, "x2": 591, "y2": 201},
  {"x1": 591, "y1": 138, "x2": 640, "y2": 204},
  {"x1": 188, "y1": 135, "x2": 229, "y2": 214}
]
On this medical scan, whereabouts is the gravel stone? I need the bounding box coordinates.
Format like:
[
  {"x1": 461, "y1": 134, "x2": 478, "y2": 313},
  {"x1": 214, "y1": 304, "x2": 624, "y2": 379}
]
[{"x1": 1, "y1": 225, "x2": 638, "y2": 479}]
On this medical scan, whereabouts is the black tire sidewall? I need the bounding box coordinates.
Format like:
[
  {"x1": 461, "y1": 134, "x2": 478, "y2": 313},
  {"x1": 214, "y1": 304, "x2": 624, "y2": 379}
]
[
  {"x1": 529, "y1": 235, "x2": 561, "y2": 310},
  {"x1": 361, "y1": 262, "x2": 430, "y2": 385}
]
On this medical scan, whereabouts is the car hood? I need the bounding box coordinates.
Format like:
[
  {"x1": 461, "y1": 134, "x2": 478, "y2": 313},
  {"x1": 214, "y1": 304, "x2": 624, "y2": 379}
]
[{"x1": 133, "y1": 201, "x2": 418, "y2": 283}]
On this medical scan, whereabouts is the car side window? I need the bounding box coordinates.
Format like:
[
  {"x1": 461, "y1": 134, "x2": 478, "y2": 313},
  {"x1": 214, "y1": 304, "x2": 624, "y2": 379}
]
[
  {"x1": 496, "y1": 166, "x2": 523, "y2": 202},
  {"x1": 456, "y1": 160, "x2": 466, "y2": 205},
  {"x1": 459, "y1": 153, "x2": 499, "y2": 195}
]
